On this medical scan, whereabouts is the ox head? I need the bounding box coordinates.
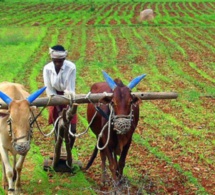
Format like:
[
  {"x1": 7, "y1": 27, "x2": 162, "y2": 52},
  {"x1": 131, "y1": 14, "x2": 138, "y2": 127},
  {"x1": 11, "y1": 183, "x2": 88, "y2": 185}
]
[
  {"x1": 0, "y1": 86, "x2": 46, "y2": 155},
  {"x1": 101, "y1": 71, "x2": 146, "y2": 109},
  {"x1": 101, "y1": 71, "x2": 146, "y2": 134}
]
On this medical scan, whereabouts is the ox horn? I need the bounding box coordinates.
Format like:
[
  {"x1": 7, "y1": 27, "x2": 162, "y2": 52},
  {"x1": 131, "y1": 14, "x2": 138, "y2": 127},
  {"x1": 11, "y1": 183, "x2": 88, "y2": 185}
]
[
  {"x1": 26, "y1": 86, "x2": 46, "y2": 103},
  {"x1": 127, "y1": 74, "x2": 146, "y2": 89},
  {"x1": 0, "y1": 91, "x2": 12, "y2": 105},
  {"x1": 102, "y1": 70, "x2": 117, "y2": 90}
]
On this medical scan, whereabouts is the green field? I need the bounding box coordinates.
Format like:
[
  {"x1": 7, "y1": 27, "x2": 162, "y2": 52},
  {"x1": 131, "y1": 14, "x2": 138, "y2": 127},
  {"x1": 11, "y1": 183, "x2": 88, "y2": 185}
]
[{"x1": 0, "y1": 0, "x2": 215, "y2": 194}]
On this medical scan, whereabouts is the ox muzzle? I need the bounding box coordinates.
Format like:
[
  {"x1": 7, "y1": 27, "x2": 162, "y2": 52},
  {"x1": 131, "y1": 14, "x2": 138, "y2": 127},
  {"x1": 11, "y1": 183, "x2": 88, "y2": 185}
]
[
  {"x1": 7, "y1": 118, "x2": 32, "y2": 155},
  {"x1": 13, "y1": 141, "x2": 30, "y2": 155},
  {"x1": 111, "y1": 105, "x2": 134, "y2": 135},
  {"x1": 112, "y1": 116, "x2": 132, "y2": 134}
]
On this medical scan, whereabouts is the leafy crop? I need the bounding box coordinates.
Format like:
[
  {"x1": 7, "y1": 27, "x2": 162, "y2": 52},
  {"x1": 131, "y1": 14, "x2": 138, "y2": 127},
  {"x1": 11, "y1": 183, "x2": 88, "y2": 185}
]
[{"x1": 0, "y1": 1, "x2": 214, "y2": 195}]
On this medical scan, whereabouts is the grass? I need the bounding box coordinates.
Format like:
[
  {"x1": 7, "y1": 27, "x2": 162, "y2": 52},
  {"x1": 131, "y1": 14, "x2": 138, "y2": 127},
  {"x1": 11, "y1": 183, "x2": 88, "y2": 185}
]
[{"x1": 0, "y1": 1, "x2": 215, "y2": 194}]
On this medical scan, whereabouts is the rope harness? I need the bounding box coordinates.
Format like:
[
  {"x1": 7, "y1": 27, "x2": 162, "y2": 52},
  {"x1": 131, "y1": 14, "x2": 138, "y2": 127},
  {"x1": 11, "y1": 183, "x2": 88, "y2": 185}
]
[
  {"x1": 5, "y1": 92, "x2": 134, "y2": 154},
  {"x1": 84, "y1": 92, "x2": 134, "y2": 150},
  {"x1": 32, "y1": 96, "x2": 56, "y2": 137},
  {"x1": 96, "y1": 103, "x2": 134, "y2": 150}
]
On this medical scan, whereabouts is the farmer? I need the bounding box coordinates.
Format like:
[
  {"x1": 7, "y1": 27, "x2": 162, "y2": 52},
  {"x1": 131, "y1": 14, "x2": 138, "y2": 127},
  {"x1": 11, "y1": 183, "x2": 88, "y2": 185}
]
[{"x1": 43, "y1": 44, "x2": 77, "y2": 145}]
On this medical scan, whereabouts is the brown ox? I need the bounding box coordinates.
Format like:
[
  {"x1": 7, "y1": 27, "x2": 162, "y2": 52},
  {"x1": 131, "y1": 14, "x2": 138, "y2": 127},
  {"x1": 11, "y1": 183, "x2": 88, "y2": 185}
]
[
  {"x1": 0, "y1": 82, "x2": 46, "y2": 195},
  {"x1": 85, "y1": 71, "x2": 146, "y2": 184}
]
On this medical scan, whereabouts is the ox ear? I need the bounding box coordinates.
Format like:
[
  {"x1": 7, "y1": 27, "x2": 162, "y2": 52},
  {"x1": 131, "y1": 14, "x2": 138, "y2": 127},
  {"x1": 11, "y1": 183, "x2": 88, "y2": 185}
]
[
  {"x1": 127, "y1": 74, "x2": 146, "y2": 90},
  {"x1": 102, "y1": 70, "x2": 117, "y2": 90},
  {"x1": 26, "y1": 86, "x2": 46, "y2": 104},
  {"x1": 132, "y1": 95, "x2": 142, "y2": 105},
  {"x1": 0, "y1": 91, "x2": 12, "y2": 105}
]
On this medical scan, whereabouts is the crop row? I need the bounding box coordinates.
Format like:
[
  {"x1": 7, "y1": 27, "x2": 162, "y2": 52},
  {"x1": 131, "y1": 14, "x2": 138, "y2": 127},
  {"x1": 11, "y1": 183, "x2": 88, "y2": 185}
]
[
  {"x1": 0, "y1": 2, "x2": 215, "y2": 27},
  {"x1": 0, "y1": 2, "x2": 214, "y2": 194}
]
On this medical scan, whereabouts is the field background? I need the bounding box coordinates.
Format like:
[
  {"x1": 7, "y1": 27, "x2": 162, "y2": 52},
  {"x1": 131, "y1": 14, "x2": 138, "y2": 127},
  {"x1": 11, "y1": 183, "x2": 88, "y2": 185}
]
[{"x1": 0, "y1": 0, "x2": 214, "y2": 194}]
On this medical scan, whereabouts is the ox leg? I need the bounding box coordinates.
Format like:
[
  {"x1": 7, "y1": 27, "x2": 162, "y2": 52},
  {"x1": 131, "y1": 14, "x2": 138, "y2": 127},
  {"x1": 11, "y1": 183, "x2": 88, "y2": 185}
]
[
  {"x1": 13, "y1": 156, "x2": 17, "y2": 182},
  {"x1": 118, "y1": 141, "x2": 131, "y2": 181},
  {"x1": 0, "y1": 148, "x2": 14, "y2": 192},
  {"x1": 2, "y1": 161, "x2": 7, "y2": 189},
  {"x1": 52, "y1": 126, "x2": 64, "y2": 169},
  {"x1": 14, "y1": 155, "x2": 26, "y2": 194},
  {"x1": 100, "y1": 150, "x2": 107, "y2": 184},
  {"x1": 105, "y1": 149, "x2": 118, "y2": 184},
  {"x1": 84, "y1": 146, "x2": 98, "y2": 170}
]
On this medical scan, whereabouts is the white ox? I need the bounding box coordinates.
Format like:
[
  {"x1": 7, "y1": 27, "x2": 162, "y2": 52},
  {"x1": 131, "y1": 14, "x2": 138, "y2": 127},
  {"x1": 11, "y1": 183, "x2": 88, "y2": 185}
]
[{"x1": 0, "y1": 82, "x2": 46, "y2": 195}]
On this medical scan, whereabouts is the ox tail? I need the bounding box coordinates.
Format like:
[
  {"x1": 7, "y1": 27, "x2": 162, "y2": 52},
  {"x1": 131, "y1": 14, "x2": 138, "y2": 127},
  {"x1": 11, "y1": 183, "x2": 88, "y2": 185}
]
[{"x1": 84, "y1": 146, "x2": 98, "y2": 170}]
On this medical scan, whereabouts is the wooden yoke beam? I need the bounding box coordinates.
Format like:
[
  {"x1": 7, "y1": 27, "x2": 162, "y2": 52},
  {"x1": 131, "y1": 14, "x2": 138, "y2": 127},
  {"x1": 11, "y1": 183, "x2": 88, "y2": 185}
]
[{"x1": 0, "y1": 92, "x2": 178, "y2": 109}]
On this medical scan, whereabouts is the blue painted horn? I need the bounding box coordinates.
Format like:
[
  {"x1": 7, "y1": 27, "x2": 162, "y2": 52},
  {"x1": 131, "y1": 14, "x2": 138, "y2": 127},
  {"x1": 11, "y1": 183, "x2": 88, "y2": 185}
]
[
  {"x1": 0, "y1": 91, "x2": 12, "y2": 105},
  {"x1": 26, "y1": 86, "x2": 46, "y2": 103},
  {"x1": 102, "y1": 70, "x2": 117, "y2": 90},
  {"x1": 0, "y1": 86, "x2": 46, "y2": 105},
  {"x1": 127, "y1": 74, "x2": 146, "y2": 89}
]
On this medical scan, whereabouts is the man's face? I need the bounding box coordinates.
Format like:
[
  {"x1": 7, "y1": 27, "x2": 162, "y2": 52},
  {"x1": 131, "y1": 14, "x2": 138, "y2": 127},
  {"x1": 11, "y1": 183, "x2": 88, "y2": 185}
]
[{"x1": 52, "y1": 58, "x2": 65, "y2": 67}]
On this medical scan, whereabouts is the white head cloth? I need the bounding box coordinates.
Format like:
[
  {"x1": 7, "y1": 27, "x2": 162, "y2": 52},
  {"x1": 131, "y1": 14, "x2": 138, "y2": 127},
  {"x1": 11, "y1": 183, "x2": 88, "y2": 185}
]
[{"x1": 49, "y1": 48, "x2": 68, "y2": 59}]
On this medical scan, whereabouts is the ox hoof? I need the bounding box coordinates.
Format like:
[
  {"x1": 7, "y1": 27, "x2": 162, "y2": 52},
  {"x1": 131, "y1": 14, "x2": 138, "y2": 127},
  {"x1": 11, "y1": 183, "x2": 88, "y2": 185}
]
[
  {"x1": 8, "y1": 189, "x2": 15, "y2": 195},
  {"x1": 101, "y1": 178, "x2": 110, "y2": 186}
]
